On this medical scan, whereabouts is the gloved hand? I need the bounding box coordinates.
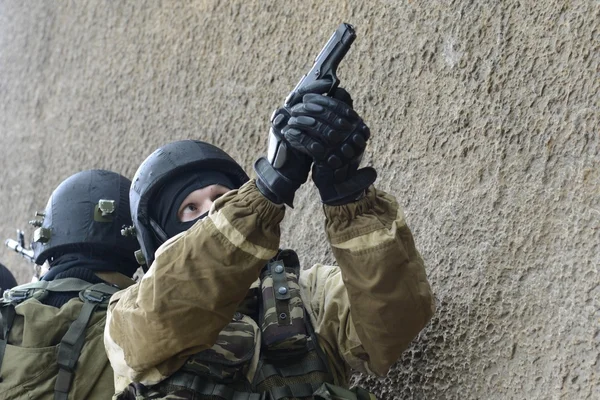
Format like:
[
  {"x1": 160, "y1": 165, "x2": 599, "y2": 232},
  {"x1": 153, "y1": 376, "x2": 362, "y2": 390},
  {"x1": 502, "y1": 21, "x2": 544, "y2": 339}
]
[
  {"x1": 283, "y1": 89, "x2": 376, "y2": 205},
  {"x1": 254, "y1": 80, "x2": 334, "y2": 206}
]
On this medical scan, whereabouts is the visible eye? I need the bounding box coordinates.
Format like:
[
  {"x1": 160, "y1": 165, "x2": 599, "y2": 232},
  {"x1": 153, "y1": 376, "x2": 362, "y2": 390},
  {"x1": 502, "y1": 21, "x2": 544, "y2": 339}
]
[
  {"x1": 182, "y1": 203, "x2": 198, "y2": 213},
  {"x1": 177, "y1": 185, "x2": 231, "y2": 223}
]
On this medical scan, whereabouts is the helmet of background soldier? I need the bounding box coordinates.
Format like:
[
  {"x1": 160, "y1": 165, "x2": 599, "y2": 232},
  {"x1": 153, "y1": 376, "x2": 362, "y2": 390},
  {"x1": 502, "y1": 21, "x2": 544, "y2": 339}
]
[
  {"x1": 30, "y1": 170, "x2": 139, "y2": 276},
  {"x1": 129, "y1": 140, "x2": 249, "y2": 268}
]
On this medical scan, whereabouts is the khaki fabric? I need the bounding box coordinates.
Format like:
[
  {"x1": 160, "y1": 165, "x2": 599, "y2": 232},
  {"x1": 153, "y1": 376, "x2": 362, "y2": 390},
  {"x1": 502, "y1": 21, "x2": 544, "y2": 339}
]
[
  {"x1": 0, "y1": 271, "x2": 134, "y2": 400},
  {"x1": 105, "y1": 180, "x2": 434, "y2": 393},
  {"x1": 105, "y1": 180, "x2": 285, "y2": 388},
  {"x1": 302, "y1": 187, "x2": 435, "y2": 378}
]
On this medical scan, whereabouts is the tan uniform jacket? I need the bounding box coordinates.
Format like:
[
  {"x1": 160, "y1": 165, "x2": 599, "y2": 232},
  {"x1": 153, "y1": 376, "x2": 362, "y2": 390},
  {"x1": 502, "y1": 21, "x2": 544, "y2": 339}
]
[{"x1": 104, "y1": 180, "x2": 434, "y2": 391}]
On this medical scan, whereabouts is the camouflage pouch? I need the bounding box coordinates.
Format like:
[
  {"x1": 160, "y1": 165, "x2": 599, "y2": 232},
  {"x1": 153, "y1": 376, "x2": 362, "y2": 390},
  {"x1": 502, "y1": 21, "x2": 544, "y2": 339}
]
[
  {"x1": 179, "y1": 313, "x2": 258, "y2": 384},
  {"x1": 259, "y1": 250, "x2": 308, "y2": 356}
]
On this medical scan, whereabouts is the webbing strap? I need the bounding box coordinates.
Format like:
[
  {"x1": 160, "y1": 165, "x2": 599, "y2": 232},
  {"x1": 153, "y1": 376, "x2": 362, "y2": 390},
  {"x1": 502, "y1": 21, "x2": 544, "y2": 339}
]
[
  {"x1": 78, "y1": 283, "x2": 119, "y2": 304},
  {"x1": 166, "y1": 372, "x2": 261, "y2": 400},
  {"x1": 304, "y1": 310, "x2": 335, "y2": 383},
  {"x1": 269, "y1": 382, "x2": 321, "y2": 400},
  {"x1": 53, "y1": 299, "x2": 100, "y2": 400},
  {"x1": 2, "y1": 278, "x2": 100, "y2": 304},
  {"x1": 0, "y1": 305, "x2": 16, "y2": 381},
  {"x1": 255, "y1": 351, "x2": 329, "y2": 384},
  {"x1": 8, "y1": 278, "x2": 93, "y2": 293}
]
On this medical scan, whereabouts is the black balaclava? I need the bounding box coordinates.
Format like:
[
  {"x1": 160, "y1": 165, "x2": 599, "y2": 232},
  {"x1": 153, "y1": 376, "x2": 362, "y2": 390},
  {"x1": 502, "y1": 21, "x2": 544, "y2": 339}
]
[
  {"x1": 150, "y1": 171, "x2": 236, "y2": 239},
  {"x1": 40, "y1": 251, "x2": 135, "y2": 307},
  {"x1": 42, "y1": 252, "x2": 130, "y2": 281}
]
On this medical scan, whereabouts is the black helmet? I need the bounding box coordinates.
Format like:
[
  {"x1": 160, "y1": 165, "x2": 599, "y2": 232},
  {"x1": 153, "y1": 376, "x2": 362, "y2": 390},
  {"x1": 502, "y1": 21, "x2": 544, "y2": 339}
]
[
  {"x1": 31, "y1": 170, "x2": 139, "y2": 271},
  {"x1": 130, "y1": 140, "x2": 249, "y2": 268}
]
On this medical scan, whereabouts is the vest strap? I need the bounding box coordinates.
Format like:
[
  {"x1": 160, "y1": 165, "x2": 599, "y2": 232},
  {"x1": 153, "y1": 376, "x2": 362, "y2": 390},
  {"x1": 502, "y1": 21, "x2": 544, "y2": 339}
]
[
  {"x1": 304, "y1": 309, "x2": 334, "y2": 382},
  {"x1": 53, "y1": 283, "x2": 116, "y2": 400},
  {"x1": 1, "y1": 278, "x2": 112, "y2": 304},
  {"x1": 167, "y1": 371, "x2": 261, "y2": 400},
  {"x1": 254, "y1": 348, "x2": 329, "y2": 384},
  {"x1": 0, "y1": 305, "x2": 16, "y2": 381},
  {"x1": 269, "y1": 382, "x2": 322, "y2": 400}
]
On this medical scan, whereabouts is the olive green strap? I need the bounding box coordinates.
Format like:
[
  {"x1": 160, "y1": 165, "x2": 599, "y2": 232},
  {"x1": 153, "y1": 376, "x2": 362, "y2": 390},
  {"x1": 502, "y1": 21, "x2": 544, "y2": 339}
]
[
  {"x1": 0, "y1": 305, "x2": 16, "y2": 382},
  {"x1": 54, "y1": 300, "x2": 99, "y2": 400},
  {"x1": 2, "y1": 278, "x2": 100, "y2": 304},
  {"x1": 54, "y1": 284, "x2": 116, "y2": 400}
]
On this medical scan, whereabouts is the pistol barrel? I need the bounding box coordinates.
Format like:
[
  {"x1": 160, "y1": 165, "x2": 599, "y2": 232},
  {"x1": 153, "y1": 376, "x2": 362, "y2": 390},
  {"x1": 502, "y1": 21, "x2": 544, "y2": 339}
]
[{"x1": 286, "y1": 23, "x2": 356, "y2": 106}]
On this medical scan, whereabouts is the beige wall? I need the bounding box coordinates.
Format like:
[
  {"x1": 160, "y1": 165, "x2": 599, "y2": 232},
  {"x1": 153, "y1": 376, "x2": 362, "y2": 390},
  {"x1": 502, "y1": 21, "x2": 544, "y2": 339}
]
[{"x1": 0, "y1": 1, "x2": 598, "y2": 398}]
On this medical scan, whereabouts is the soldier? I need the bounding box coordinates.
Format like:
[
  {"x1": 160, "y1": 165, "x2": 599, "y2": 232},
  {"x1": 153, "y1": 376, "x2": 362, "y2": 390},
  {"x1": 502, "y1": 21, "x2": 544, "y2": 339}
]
[
  {"x1": 105, "y1": 86, "x2": 434, "y2": 399},
  {"x1": 0, "y1": 262, "x2": 17, "y2": 295},
  {"x1": 0, "y1": 170, "x2": 140, "y2": 400}
]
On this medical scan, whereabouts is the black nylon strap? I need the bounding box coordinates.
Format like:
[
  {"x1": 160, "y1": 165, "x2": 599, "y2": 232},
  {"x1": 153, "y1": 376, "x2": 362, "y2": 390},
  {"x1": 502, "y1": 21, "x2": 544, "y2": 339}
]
[
  {"x1": 269, "y1": 382, "x2": 321, "y2": 400},
  {"x1": 167, "y1": 372, "x2": 261, "y2": 400},
  {"x1": 255, "y1": 351, "x2": 330, "y2": 384},
  {"x1": 54, "y1": 300, "x2": 99, "y2": 400},
  {"x1": 304, "y1": 310, "x2": 335, "y2": 383},
  {"x1": 0, "y1": 305, "x2": 16, "y2": 381}
]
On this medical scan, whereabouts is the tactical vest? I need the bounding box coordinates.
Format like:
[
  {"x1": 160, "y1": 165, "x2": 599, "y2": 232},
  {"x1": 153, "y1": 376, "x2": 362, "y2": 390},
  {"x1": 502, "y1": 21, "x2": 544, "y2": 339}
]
[
  {"x1": 121, "y1": 250, "x2": 375, "y2": 400},
  {"x1": 0, "y1": 278, "x2": 119, "y2": 400}
]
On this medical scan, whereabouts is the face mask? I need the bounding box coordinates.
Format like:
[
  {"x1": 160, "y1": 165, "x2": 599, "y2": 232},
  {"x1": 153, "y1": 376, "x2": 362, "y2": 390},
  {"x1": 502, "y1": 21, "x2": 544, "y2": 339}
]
[
  {"x1": 172, "y1": 209, "x2": 209, "y2": 236},
  {"x1": 150, "y1": 171, "x2": 236, "y2": 240}
]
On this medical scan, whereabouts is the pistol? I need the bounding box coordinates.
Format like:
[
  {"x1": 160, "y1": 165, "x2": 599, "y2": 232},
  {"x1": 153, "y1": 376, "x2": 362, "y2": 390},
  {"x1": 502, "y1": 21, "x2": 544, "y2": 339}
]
[
  {"x1": 284, "y1": 22, "x2": 356, "y2": 106},
  {"x1": 262, "y1": 23, "x2": 357, "y2": 189}
]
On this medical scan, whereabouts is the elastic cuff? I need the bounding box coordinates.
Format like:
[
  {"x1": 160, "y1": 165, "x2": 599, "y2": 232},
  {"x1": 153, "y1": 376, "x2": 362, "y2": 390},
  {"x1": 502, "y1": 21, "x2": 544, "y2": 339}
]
[
  {"x1": 323, "y1": 186, "x2": 400, "y2": 243},
  {"x1": 323, "y1": 186, "x2": 391, "y2": 221},
  {"x1": 214, "y1": 180, "x2": 285, "y2": 223}
]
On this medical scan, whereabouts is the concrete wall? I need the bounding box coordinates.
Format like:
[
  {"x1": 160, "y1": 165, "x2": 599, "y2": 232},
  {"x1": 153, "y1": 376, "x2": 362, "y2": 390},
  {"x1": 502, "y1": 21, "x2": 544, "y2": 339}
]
[{"x1": 0, "y1": 1, "x2": 598, "y2": 398}]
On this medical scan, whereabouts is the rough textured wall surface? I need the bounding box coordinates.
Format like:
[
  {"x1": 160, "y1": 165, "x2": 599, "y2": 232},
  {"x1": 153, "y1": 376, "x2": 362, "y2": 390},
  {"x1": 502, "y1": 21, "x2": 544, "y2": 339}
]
[{"x1": 0, "y1": 1, "x2": 598, "y2": 399}]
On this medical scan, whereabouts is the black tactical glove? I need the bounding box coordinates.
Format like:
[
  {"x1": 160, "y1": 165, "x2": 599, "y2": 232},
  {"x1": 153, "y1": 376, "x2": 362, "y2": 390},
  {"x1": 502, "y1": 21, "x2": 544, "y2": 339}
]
[
  {"x1": 254, "y1": 80, "x2": 334, "y2": 206},
  {"x1": 283, "y1": 90, "x2": 376, "y2": 205}
]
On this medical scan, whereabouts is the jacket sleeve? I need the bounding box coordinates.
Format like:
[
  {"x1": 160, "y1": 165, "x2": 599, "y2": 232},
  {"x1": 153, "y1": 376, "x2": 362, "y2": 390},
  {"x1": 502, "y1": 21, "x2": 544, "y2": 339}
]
[
  {"x1": 104, "y1": 181, "x2": 284, "y2": 386},
  {"x1": 299, "y1": 186, "x2": 434, "y2": 379}
]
